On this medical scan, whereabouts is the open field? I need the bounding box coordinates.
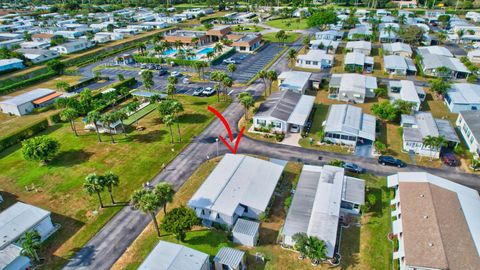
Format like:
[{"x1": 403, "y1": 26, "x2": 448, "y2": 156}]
[
  {"x1": 113, "y1": 155, "x2": 392, "y2": 270},
  {"x1": 262, "y1": 32, "x2": 302, "y2": 43},
  {"x1": 0, "y1": 95, "x2": 229, "y2": 269},
  {"x1": 265, "y1": 18, "x2": 309, "y2": 30}
]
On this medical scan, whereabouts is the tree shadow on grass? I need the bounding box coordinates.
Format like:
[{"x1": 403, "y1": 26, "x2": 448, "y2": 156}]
[
  {"x1": 191, "y1": 101, "x2": 208, "y2": 106},
  {"x1": 178, "y1": 113, "x2": 208, "y2": 124},
  {"x1": 183, "y1": 229, "x2": 230, "y2": 248},
  {"x1": 339, "y1": 225, "x2": 361, "y2": 269},
  {"x1": 49, "y1": 149, "x2": 94, "y2": 167},
  {"x1": 129, "y1": 130, "x2": 169, "y2": 143}
]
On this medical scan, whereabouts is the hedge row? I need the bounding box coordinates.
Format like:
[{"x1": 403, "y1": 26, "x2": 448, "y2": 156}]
[
  {"x1": 210, "y1": 48, "x2": 235, "y2": 65},
  {"x1": 112, "y1": 77, "x2": 137, "y2": 89},
  {"x1": 0, "y1": 71, "x2": 57, "y2": 95},
  {"x1": 0, "y1": 119, "x2": 49, "y2": 152},
  {"x1": 74, "y1": 43, "x2": 139, "y2": 68},
  {"x1": 133, "y1": 54, "x2": 207, "y2": 67}
]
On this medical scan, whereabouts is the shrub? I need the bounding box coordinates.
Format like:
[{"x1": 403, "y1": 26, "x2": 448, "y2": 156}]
[
  {"x1": 22, "y1": 135, "x2": 60, "y2": 164},
  {"x1": 366, "y1": 193, "x2": 377, "y2": 210},
  {"x1": 284, "y1": 196, "x2": 292, "y2": 213}
]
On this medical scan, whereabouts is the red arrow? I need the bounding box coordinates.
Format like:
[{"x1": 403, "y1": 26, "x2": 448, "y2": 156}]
[{"x1": 208, "y1": 106, "x2": 244, "y2": 154}]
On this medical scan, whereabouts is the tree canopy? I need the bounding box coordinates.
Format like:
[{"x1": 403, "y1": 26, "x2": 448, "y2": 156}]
[
  {"x1": 307, "y1": 10, "x2": 338, "y2": 30},
  {"x1": 161, "y1": 205, "x2": 199, "y2": 241},
  {"x1": 22, "y1": 136, "x2": 60, "y2": 164}
]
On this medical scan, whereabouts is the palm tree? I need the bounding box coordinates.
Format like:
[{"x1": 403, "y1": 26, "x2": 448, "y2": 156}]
[
  {"x1": 86, "y1": 111, "x2": 102, "y2": 142},
  {"x1": 384, "y1": 25, "x2": 396, "y2": 41},
  {"x1": 227, "y1": 63, "x2": 236, "y2": 78},
  {"x1": 423, "y1": 135, "x2": 436, "y2": 161},
  {"x1": 115, "y1": 109, "x2": 129, "y2": 137},
  {"x1": 237, "y1": 92, "x2": 254, "y2": 120},
  {"x1": 305, "y1": 236, "x2": 328, "y2": 265},
  {"x1": 20, "y1": 230, "x2": 42, "y2": 262},
  {"x1": 191, "y1": 37, "x2": 199, "y2": 48},
  {"x1": 214, "y1": 42, "x2": 223, "y2": 53},
  {"x1": 456, "y1": 29, "x2": 465, "y2": 43},
  {"x1": 258, "y1": 70, "x2": 268, "y2": 96},
  {"x1": 302, "y1": 36, "x2": 311, "y2": 51},
  {"x1": 174, "y1": 40, "x2": 183, "y2": 51},
  {"x1": 127, "y1": 101, "x2": 140, "y2": 115},
  {"x1": 326, "y1": 45, "x2": 334, "y2": 54},
  {"x1": 83, "y1": 173, "x2": 105, "y2": 208},
  {"x1": 267, "y1": 70, "x2": 278, "y2": 95},
  {"x1": 163, "y1": 114, "x2": 175, "y2": 144},
  {"x1": 171, "y1": 100, "x2": 184, "y2": 142},
  {"x1": 131, "y1": 189, "x2": 163, "y2": 237},
  {"x1": 292, "y1": 232, "x2": 308, "y2": 259},
  {"x1": 103, "y1": 171, "x2": 119, "y2": 204},
  {"x1": 101, "y1": 113, "x2": 116, "y2": 143},
  {"x1": 287, "y1": 49, "x2": 297, "y2": 66},
  {"x1": 60, "y1": 108, "x2": 79, "y2": 136},
  {"x1": 206, "y1": 51, "x2": 214, "y2": 61},
  {"x1": 154, "y1": 182, "x2": 175, "y2": 215},
  {"x1": 436, "y1": 66, "x2": 451, "y2": 78},
  {"x1": 138, "y1": 42, "x2": 147, "y2": 55},
  {"x1": 166, "y1": 84, "x2": 176, "y2": 99},
  {"x1": 435, "y1": 136, "x2": 448, "y2": 157}
]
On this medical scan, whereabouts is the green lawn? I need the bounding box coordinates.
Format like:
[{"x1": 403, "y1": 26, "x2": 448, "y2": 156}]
[
  {"x1": 232, "y1": 25, "x2": 266, "y2": 33},
  {"x1": 340, "y1": 173, "x2": 393, "y2": 270},
  {"x1": 124, "y1": 103, "x2": 156, "y2": 126},
  {"x1": 0, "y1": 95, "x2": 230, "y2": 269},
  {"x1": 262, "y1": 32, "x2": 302, "y2": 43},
  {"x1": 265, "y1": 18, "x2": 309, "y2": 30}
]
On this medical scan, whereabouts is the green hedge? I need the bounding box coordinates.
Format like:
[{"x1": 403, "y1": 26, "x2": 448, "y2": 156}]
[
  {"x1": 111, "y1": 77, "x2": 137, "y2": 89},
  {"x1": 0, "y1": 71, "x2": 57, "y2": 95},
  {"x1": 133, "y1": 55, "x2": 165, "y2": 64},
  {"x1": 0, "y1": 119, "x2": 49, "y2": 152},
  {"x1": 210, "y1": 48, "x2": 235, "y2": 65}
]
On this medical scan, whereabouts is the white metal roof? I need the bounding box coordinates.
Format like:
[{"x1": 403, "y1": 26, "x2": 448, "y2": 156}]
[
  {"x1": 287, "y1": 94, "x2": 315, "y2": 126},
  {"x1": 278, "y1": 71, "x2": 311, "y2": 91},
  {"x1": 214, "y1": 247, "x2": 245, "y2": 268},
  {"x1": 138, "y1": 241, "x2": 209, "y2": 270},
  {"x1": 346, "y1": 40, "x2": 371, "y2": 51},
  {"x1": 336, "y1": 73, "x2": 377, "y2": 95},
  {"x1": 418, "y1": 46, "x2": 453, "y2": 57},
  {"x1": 188, "y1": 154, "x2": 285, "y2": 217},
  {"x1": 345, "y1": 51, "x2": 366, "y2": 66},
  {"x1": 384, "y1": 55, "x2": 408, "y2": 70},
  {"x1": 324, "y1": 104, "x2": 376, "y2": 141},
  {"x1": 232, "y1": 218, "x2": 260, "y2": 237},
  {"x1": 298, "y1": 49, "x2": 334, "y2": 62},
  {"x1": 0, "y1": 202, "x2": 51, "y2": 249},
  {"x1": 399, "y1": 80, "x2": 421, "y2": 105},
  {"x1": 387, "y1": 172, "x2": 480, "y2": 256},
  {"x1": 447, "y1": 83, "x2": 480, "y2": 104}
]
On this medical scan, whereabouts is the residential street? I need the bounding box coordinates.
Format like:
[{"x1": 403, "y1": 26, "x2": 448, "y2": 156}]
[{"x1": 63, "y1": 39, "x2": 480, "y2": 270}]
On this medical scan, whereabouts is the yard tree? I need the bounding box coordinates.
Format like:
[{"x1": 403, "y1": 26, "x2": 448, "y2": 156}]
[
  {"x1": 221, "y1": 76, "x2": 233, "y2": 101},
  {"x1": 141, "y1": 70, "x2": 154, "y2": 90},
  {"x1": 166, "y1": 83, "x2": 176, "y2": 99},
  {"x1": 117, "y1": 73, "x2": 125, "y2": 81},
  {"x1": 83, "y1": 173, "x2": 106, "y2": 208},
  {"x1": 436, "y1": 66, "x2": 451, "y2": 79},
  {"x1": 103, "y1": 171, "x2": 120, "y2": 204},
  {"x1": 131, "y1": 189, "x2": 163, "y2": 237},
  {"x1": 374, "y1": 87, "x2": 388, "y2": 98},
  {"x1": 238, "y1": 92, "x2": 254, "y2": 120},
  {"x1": 168, "y1": 75, "x2": 178, "y2": 85},
  {"x1": 429, "y1": 78, "x2": 450, "y2": 96},
  {"x1": 423, "y1": 135, "x2": 437, "y2": 161},
  {"x1": 394, "y1": 100, "x2": 416, "y2": 115},
  {"x1": 267, "y1": 70, "x2": 278, "y2": 95},
  {"x1": 227, "y1": 63, "x2": 237, "y2": 77},
  {"x1": 158, "y1": 100, "x2": 174, "y2": 117},
  {"x1": 114, "y1": 109, "x2": 129, "y2": 137},
  {"x1": 60, "y1": 108, "x2": 79, "y2": 136},
  {"x1": 106, "y1": 23, "x2": 114, "y2": 32},
  {"x1": 171, "y1": 100, "x2": 184, "y2": 142},
  {"x1": 138, "y1": 42, "x2": 147, "y2": 55},
  {"x1": 210, "y1": 71, "x2": 230, "y2": 102},
  {"x1": 302, "y1": 35, "x2": 311, "y2": 50},
  {"x1": 374, "y1": 140, "x2": 387, "y2": 154},
  {"x1": 214, "y1": 42, "x2": 223, "y2": 53},
  {"x1": 163, "y1": 114, "x2": 175, "y2": 144},
  {"x1": 46, "y1": 59, "x2": 65, "y2": 74},
  {"x1": 127, "y1": 101, "x2": 140, "y2": 114},
  {"x1": 292, "y1": 232, "x2": 309, "y2": 259},
  {"x1": 20, "y1": 230, "x2": 41, "y2": 262},
  {"x1": 397, "y1": 25, "x2": 424, "y2": 45},
  {"x1": 86, "y1": 111, "x2": 102, "y2": 142},
  {"x1": 101, "y1": 113, "x2": 117, "y2": 143},
  {"x1": 306, "y1": 9, "x2": 338, "y2": 30},
  {"x1": 287, "y1": 48, "x2": 297, "y2": 66},
  {"x1": 55, "y1": 81, "x2": 70, "y2": 91},
  {"x1": 161, "y1": 206, "x2": 200, "y2": 242},
  {"x1": 22, "y1": 136, "x2": 60, "y2": 164},
  {"x1": 154, "y1": 182, "x2": 175, "y2": 215},
  {"x1": 371, "y1": 101, "x2": 398, "y2": 122},
  {"x1": 275, "y1": 30, "x2": 287, "y2": 44},
  {"x1": 258, "y1": 70, "x2": 268, "y2": 96}
]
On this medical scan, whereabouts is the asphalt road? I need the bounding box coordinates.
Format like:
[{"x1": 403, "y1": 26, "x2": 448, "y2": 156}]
[{"x1": 63, "y1": 37, "x2": 480, "y2": 270}]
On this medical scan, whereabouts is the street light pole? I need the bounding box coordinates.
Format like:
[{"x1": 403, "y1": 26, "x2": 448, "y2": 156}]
[{"x1": 216, "y1": 138, "x2": 219, "y2": 156}]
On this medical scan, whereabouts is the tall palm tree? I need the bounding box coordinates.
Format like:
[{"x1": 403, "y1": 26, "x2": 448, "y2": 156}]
[
  {"x1": 127, "y1": 101, "x2": 140, "y2": 115},
  {"x1": 138, "y1": 42, "x2": 147, "y2": 55},
  {"x1": 103, "y1": 171, "x2": 119, "y2": 204},
  {"x1": 174, "y1": 40, "x2": 183, "y2": 51},
  {"x1": 434, "y1": 136, "x2": 448, "y2": 158},
  {"x1": 267, "y1": 70, "x2": 278, "y2": 95},
  {"x1": 163, "y1": 114, "x2": 175, "y2": 144},
  {"x1": 154, "y1": 182, "x2": 175, "y2": 215},
  {"x1": 456, "y1": 29, "x2": 465, "y2": 43},
  {"x1": 258, "y1": 70, "x2": 268, "y2": 96},
  {"x1": 214, "y1": 42, "x2": 223, "y2": 53},
  {"x1": 166, "y1": 84, "x2": 176, "y2": 99},
  {"x1": 131, "y1": 189, "x2": 162, "y2": 237},
  {"x1": 384, "y1": 25, "x2": 396, "y2": 41},
  {"x1": 206, "y1": 51, "x2": 214, "y2": 61},
  {"x1": 171, "y1": 100, "x2": 184, "y2": 142},
  {"x1": 83, "y1": 173, "x2": 105, "y2": 208},
  {"x1": 423, "y1": 135, "x2": 436, "y2": 161},
  {"x1": 86, "y1": 111, "x2": 102, "y2": 142},
  {"x1": 60, "y1": 108, "x2": 79, "y2": 136},
  {"x1": 115, "y1": 109, "x2": 129, "y2": 137},
  {"x1": 237, "y1": 92, "x2": 254, "y2": 120},
  {"x1": 101, "y1": 113, "x2": 116, "y2": 143},
  {"x1": 287, "y1": 48, "x2": 297, "y2": 66},
  {"x1": 20, "y1": 230, "x2": 42, "y2": 262}
]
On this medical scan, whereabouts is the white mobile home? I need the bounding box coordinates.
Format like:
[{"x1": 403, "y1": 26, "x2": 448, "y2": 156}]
[
  {"x1": 445, "y1": 83, "x2": 480, "y2": 113},
  {"x1": 138, "y1": 241, "x2": 210, "y2": 270},
  {"x1": 0, "y1": 88, "x2": 60, "y2": 116},
  {"x1": 328, "y1": 73, "x2": 377, "y2": 103},
  {"x1": 456, "y1": 110, "x2": 480, "y2": 157},
  {"x1": 277, "y1": 71, "x2": 311, "y2": 94}
]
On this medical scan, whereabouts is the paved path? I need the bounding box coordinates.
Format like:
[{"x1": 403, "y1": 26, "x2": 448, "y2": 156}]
[{"x1": 64, "y1": 36, "x2": 480, "y2": 270}]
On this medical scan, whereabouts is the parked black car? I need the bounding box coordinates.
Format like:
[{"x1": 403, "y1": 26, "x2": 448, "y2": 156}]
[
  {"x1": 343, "y1": 162, "x2": 365, "y2": 173},
  {"x1": 378, "y1": 156, "x2": 406, "y2": 168}
]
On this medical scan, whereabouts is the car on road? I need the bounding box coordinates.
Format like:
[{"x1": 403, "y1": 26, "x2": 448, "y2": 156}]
[
  {"x1": 441, "y1": 152, "x2": 459, "y2": 167},
  {"x1": 343, "y1": 162, "x2": 365, "y2": 173},
  {"x1": 182, "y1": 78, "x2": 190, "y2": 84},
  {"x1": 378, "y1": 156, "x2": 406, "y2": 168},
  {"x1": 223, "y1": 58, "x2": 236, "y2": 64},
  {"x1": 202, "y1": 87, "x2": 215, "y2": 96},
  {"x1": 192, "y1": 87, "x2": 204, "y2": 96},
  {"x1": 170, "y1": 71, "x2": 182, "y2": 77},
  {"x1": 158, "y1": 68, "x2": 168, "y2": 76}
]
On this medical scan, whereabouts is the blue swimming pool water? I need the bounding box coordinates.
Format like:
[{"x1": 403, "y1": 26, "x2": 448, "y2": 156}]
[
  {"x1": 163, "y1": 48, "x2": 177, "y2": 55},
  {"x1": 196, "y1": 47, "x2": 214, "y2": 55}
]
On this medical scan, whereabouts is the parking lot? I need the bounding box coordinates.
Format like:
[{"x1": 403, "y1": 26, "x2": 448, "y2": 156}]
[
  {"x1": 211, "y1": 43, "x2": 284, "y2": 83},
  {"x1": 99, "y1": 68, "x2": 215, "y2": 95}
]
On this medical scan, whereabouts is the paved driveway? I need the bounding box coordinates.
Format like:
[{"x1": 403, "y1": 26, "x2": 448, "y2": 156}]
[{"x1": 354, "y1": 141, "x2": 373, "y2": 158}]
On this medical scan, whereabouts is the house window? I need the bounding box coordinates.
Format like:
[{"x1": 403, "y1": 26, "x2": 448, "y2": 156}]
[
  {"x1": 272, "y1": 121, "x2": 282, "y2": 128},
  {"x1": 312, "y1": 61, "x2": 318, "y2": 65},
  {"x1": 306, "y1": 61, "x2": 311, "y2": 65},
  {"x1": 256, "y1": 119, "x2": 266, "y2": 126}
]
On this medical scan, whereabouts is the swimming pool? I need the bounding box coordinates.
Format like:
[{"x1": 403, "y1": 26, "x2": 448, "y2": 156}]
[
  {"x1": 163, "y1": 48, "x2": 177, "y2": 56},
  {"x1": 196, "y1": 47, "x2": 214, "y2": 55}
]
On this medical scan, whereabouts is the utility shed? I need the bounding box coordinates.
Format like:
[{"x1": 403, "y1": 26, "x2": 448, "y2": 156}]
[
  {"x1": 214, "y1": 247, "x2": 246, "y2": 270},
  {"x1": 232, "y1": 218, "x2": 260, "y2": 247},
  {"x1": 138, "y1": 241, "x2": 209, "y2": 270}
]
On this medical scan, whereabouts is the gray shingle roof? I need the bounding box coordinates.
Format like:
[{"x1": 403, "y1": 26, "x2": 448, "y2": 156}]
[
  {"x1": 460, "y1": 110, "x2": 480, "y2": 143},
  {"x1": 214, "y1": 247, "x2": 245, "y2": 268}
]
